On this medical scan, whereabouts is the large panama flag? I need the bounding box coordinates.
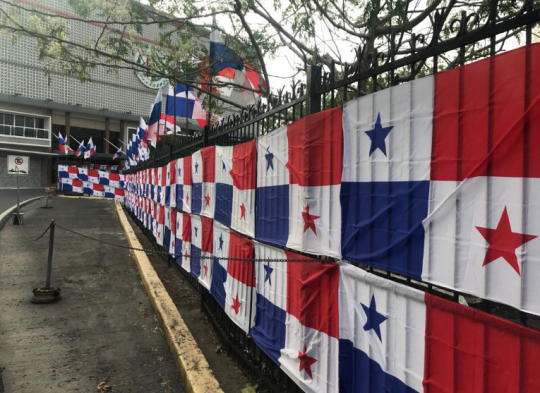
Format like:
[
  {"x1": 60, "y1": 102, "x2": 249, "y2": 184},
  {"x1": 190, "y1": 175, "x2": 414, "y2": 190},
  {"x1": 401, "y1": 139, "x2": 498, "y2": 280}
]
[
  {"x1": 215, "y1": 140, "x2": 256, "y2": 238},
  {"x1": 190, "y1": 214, "x2": 213, "y2": 287},
  {"x1": 176, "y1": 156, "x2": 192, "y2": 213},
  {"x1": 250, "y1": 242, "x2": 339, "y2": 393},
  {"x1": 174, "y1": 211, "x2": 192, "y2": 272},
  {"x1": 192, "y1": 147, "x2": 215, "y2": 218},
  {"x1": 255, "y1": 108, "x2": 343, "y2": 258},
  {"x1": 210, "y1": 221, "x2": 255, "y2": 333},
  {"x1": 339, "y1": 262, "x2": 540, "y2": 393},
  {"x1": 341, "y1": 43, "x2": 540, "y2": 315}
]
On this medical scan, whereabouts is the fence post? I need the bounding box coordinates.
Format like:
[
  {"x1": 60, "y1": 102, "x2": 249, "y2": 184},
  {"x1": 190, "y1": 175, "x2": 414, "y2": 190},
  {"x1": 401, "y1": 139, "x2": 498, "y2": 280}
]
[
  {"x1": 203, "y1": 124, "x2": 210, "y2": 147},
  {"x1": 306, "y1": 64, "x2": 322, "y2": 115}
]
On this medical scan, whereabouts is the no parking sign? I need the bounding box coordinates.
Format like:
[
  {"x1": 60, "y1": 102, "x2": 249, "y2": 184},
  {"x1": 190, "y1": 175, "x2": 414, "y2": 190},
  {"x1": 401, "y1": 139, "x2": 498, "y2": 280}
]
[{"x1": 8, "y1": 155, "x2": 29, "y2": 174}]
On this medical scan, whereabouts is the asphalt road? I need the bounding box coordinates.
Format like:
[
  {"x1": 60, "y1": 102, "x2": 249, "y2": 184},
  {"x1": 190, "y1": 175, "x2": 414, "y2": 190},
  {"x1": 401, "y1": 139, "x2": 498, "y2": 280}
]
[
  {"x1": 0, "y1": 198, "x2": 183, "y2": 392},
  {"x1": 0, "y1": 189, "x2": 46, "y2": 213}
]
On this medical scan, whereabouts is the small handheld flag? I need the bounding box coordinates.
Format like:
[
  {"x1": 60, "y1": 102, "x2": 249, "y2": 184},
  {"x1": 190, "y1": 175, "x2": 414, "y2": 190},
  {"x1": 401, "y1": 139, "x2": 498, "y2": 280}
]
[
  {"x1": 113, "y1": 149, "x2": 123, "y2": 160},
  {"x1": 84, "y1": 137, "x2": 95, "y2": 159},
  {"x1": 58, "y1": 132, "x2": 73, "y2": 154},
  {"x1": 76, "y1": 140, "x2": 85, "y2": 157}
]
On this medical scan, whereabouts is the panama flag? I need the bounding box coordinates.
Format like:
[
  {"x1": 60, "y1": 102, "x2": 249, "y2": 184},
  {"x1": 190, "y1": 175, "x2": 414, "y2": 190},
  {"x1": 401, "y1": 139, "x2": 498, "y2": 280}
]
[
  {"x1": 210, "y1": 222, "x2": 255, "y2": 333},
  {"x1": 250, "y1": 242, "x2": 339, "y2": 393},
  {"x1": 163, "y1": 206, "x2": 172, "y2": 251},
  {"x1": 155, "y1": 202, "x2": 165, "y2": 246},
  {"x1": 341, "y1": 44, "x2": 540, "y2": 316},
  {"x1": 176, "y1": 156, "x2": 192, "y2": 213},
  {"x1": 165, "y1": 159, "x2": 176, "y2": 208},
  {"x1": 192, "y1": 147, "x2": 216, "y2": 218},
  {"x1": 167, "y1": 208, "x2": 177, "y2": 255},
  {"x1": 109, "y1": 172, "x2": 120, "y2": 188},
  {"x1": 83, "y1": 181, "x2": 93, "y2": 195},
  {"x1": 255, "y1": 107, "x2": 342, "y2": 258},
  {"x1": 114, "y1": 188, "x2": 125, "y2": 203},
  {"x1": 158, "y1": 166, "x2": 167, "y2": 204},
  {"x1": 92, "y1": 183, "x2": 103, "y2": 197},
  {"x1": 174, "y1": 212, "x2": 192, "y2": 272},
  {"x1": 190, "y1": 214, "x2": 213, "y2": 288},
  {"x1": 215, "y1": 141, "x2": 256, "y2": 238},
  {"x1": 104, "y1": 185, "x2": 115, "y2": 199},
  {"x1": 147, "y1": 86, "x2": 163, "y2": 148},
  {"x1": 64, "y1": 178, "x2": 82, "y2": 193},
  {"x1": 58, "y1": 132, "x2": 73, "y2": 154},
  {"x1": 138, "y1": 117, "x2": 148, "y2": 142},
  {"x1": 88, "y1": 169, "x2": 99, "y2": 184},
  {"x1": 113, "y1": 149, "x2": 123, "y2": 160},
  {"x1": 152, "y1": 167, "x2": 160, "y2": 203},
  {"x1": 209, "y1": 29, "x2": 244, "y2": 73},
  {"x1": 76, "y1": 140, "x2": 85, "y2": 157},
  {"x1": 98, "y1": 170, "x2": 110, "y2": 185},
  {"x1": 166, "y1": 84, "x2": 206, "y2": 122},
  {"x1": 78, "y1": 167, "x2": 88, "y2": 181},
  {"x1": 84, "y1": 137, "x2": 95, "y2": 159},
  {"x1": 58, "y1": 165, "x2": 78, "y2": 179},
  {"x1": 339, "y1": 262, "x2": 540, "y2": 393}
]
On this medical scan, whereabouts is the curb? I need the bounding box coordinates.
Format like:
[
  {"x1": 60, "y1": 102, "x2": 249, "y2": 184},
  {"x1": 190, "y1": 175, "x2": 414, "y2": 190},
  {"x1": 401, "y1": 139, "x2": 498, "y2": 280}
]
[
  {"x1": 56, "y1": 195, "x2": 111, "y2": 200},
  {"x1": 114, "y1": 201, "x2": 224, "y2": 393},
  {"x1": 0, "y1": 196, "x2": 44, "y2": 231}
]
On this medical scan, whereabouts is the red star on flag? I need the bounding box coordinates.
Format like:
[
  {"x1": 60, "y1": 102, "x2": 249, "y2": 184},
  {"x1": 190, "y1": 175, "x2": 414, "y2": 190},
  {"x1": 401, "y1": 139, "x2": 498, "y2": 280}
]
[
  {"x1": 231, "y1": 294, "x2": 241, "y2": 315},
  {"x1": 301, "y1": 204, "x2": 320, "y2": 235},
  {"x1": 240, "y1": 203, "x2": 246, "y2": 220},
  {"x1": 205, "y1": 194, "x2": 211, "y2": 206},
  {"x1": 475, "y1": 207, "x2": 537, "y2": 275},
  {"x1": 186, "y1": 193, "x2": 189, "y2": 204},
  {"x1": 298, "y1": 344, "x2": 317, "y2": 379},
  {"x1": 184, "y1": 249, "x2": 189, "y2": 261},
  {"x1": 203, "y1": 263, "x2": 208, "y2": 277}
]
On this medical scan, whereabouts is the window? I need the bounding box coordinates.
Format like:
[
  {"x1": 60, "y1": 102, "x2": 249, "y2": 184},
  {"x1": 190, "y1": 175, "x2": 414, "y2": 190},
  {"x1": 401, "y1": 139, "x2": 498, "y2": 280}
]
[{"x1": 0, "y1": 112, "x2": 49, "y2": 141}]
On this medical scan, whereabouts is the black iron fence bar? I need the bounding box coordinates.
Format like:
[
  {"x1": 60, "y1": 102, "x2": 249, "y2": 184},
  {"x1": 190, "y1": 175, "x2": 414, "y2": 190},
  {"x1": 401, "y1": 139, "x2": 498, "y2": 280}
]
[
  {"x1": 315, "y1": 5, "x2": 540, "y2": 95},
  {"x1": 207, "y1": 95, "x2": 307, "y2": 141}
]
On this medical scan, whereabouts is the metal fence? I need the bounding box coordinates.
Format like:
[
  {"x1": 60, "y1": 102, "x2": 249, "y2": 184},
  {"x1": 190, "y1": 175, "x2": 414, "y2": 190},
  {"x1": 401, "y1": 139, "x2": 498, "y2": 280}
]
[{"x1": 125, "y1": 1, "x2": 540, "y2": 390}]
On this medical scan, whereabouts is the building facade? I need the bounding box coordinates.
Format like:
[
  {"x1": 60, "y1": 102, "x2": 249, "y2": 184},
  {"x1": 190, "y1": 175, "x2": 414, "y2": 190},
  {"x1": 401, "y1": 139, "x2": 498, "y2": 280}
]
[{"x1": 0, "y1": 0, "x2": 170, "y2": 187}]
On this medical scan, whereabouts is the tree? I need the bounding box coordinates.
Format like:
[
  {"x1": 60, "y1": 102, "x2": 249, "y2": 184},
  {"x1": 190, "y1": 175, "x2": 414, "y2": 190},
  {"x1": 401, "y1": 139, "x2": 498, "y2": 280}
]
[{"x1": 0, "y1": 0, "x2": 534, "y2": 109}]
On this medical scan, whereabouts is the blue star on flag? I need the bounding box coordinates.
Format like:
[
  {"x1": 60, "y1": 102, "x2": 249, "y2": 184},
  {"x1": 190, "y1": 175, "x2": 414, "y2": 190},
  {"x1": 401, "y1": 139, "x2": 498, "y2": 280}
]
[
  {"x1": 264, "y1": 264, "x2": 273, "y2": 285},
  {"x1": 194, "y1": 227, "x2": 198, "y2": 238},
  {"x1": 222, "y1": 160, "x2": 226, "y2": 170},
  {"x1": 265, "y1": 146, "x2": 274, "y2": 172},
  {"x1": 365, "y1": 112, "x2": 394, "y2": 156},
  {"x1": 218, "y1": 234, "x2": 224, "y2": 250},
  {"x1": 361, "y1": 295, "x2": 387, "y2": 342},
  {"x1": 195, "y1": 161, "x2": 199, "y2": 174}
]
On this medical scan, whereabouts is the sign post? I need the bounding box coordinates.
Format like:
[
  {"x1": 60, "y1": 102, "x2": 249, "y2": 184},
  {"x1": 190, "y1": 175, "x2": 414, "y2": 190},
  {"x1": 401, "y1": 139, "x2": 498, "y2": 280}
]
[{"x1": 8, "y1": 155, "x2": 29, "y2": 225}]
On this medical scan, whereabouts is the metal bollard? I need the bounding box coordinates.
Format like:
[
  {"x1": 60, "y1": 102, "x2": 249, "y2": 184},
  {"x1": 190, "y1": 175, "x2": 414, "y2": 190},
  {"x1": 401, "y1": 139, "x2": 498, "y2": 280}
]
[{"x1": 31, "y1": 219, "x2": 62, "y2": 304}]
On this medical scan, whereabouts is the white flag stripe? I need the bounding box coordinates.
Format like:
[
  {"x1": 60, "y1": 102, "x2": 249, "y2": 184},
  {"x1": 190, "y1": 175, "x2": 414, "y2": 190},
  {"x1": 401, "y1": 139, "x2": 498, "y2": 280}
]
[
  {"x1": 339, "y1": 263, "x2": 426, "y2": 392},
  {"x1": 342, "y1": 76, "x2": 434, "y2": 183},
  {"x1": 423, "y1": 176, "x2": 540, "y2": 315}
]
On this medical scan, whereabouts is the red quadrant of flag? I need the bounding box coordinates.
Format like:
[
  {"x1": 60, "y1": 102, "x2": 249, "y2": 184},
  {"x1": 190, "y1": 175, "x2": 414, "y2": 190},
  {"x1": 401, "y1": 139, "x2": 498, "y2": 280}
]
[
  {"x1": 424, "y1": 294, "x2": 540, "y2": 393},
  {"x1": 285, "y1": 250, "x2": 339, "y2": 339},
  {"x1": 431, "y1": 44, "x2": 540, "y2": 180}
]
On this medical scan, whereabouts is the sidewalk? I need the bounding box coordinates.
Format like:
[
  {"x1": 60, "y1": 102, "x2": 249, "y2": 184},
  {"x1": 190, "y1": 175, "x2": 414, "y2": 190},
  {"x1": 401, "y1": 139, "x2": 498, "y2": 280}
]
[{"x1": 0, "y1": 198, "x2": 183, "y2": 392}]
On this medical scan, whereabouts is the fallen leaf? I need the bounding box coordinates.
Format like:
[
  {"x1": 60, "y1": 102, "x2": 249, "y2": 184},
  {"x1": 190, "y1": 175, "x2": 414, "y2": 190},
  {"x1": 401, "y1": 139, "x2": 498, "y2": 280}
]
[{"x1": 97, "y1": 381, "x2": 110, "y2": 391}]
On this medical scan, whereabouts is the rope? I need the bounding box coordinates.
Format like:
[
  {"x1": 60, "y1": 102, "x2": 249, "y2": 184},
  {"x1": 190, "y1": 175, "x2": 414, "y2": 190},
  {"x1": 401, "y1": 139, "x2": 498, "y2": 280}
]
[
  {"x1": 17, "y1": 220, "x2": 52, "y2": 242},
  {"x1": 53, "y1": 222, "x2": 331, "y2": 263}
]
